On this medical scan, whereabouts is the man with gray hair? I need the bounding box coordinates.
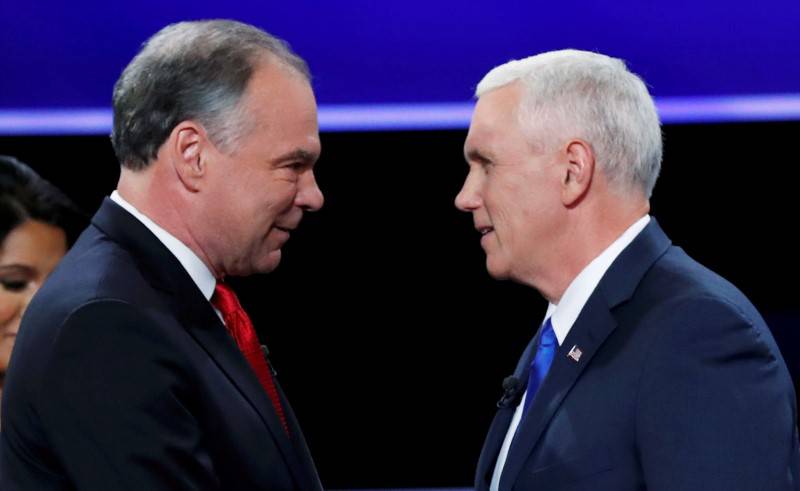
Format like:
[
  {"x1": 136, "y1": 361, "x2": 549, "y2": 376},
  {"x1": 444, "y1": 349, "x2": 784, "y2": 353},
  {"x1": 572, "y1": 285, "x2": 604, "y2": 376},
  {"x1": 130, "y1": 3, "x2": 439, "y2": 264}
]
[
  {"x1": 457, "y1": 49, "x2": 799, "y2": 490},
  {"x1": 2, "y1": 20, "x2": 324, "y2": 490}
]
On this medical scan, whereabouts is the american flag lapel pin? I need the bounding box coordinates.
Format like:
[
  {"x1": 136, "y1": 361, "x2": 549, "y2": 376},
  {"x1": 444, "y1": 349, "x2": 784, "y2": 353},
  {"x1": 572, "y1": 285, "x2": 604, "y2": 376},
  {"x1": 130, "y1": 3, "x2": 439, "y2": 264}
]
[{"x1": 567, "y1": 345, "x2": 583, "y2": 363}]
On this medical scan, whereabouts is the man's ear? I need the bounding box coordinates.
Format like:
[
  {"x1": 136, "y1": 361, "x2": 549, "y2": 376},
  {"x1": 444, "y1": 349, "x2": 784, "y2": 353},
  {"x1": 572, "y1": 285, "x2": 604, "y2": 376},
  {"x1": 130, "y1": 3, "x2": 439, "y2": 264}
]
[
  {"x1": 168, "y1": 121, "x2": 208, "y2": 192},
  {"x1": 561, "y1": 139, "x2": 595, "y2": 207}
]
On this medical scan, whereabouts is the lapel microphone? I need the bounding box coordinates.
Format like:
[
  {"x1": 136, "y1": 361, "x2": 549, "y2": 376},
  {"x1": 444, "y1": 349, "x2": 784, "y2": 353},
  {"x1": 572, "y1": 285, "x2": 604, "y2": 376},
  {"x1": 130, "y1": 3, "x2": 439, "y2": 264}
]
[
  {"x1": 497, "y1": 376, "x2": 523, "y2": 409},
  {"x1": 261, "y1": 344, "x2": 277, "y2": 377}
]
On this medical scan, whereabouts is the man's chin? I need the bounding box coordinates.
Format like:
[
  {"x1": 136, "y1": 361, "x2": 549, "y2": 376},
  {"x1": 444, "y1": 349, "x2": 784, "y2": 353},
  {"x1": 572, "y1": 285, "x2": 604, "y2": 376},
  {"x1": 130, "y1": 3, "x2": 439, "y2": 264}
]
[
  {"x1": 485, "y1": 256, "x2": 510, "y2": 280},
  {"x1": 224, "y1": 250, "x2": 282, "y2": 277},
  {"x1": 255, "y1": 249, "x2": 283, "y2": 274}
]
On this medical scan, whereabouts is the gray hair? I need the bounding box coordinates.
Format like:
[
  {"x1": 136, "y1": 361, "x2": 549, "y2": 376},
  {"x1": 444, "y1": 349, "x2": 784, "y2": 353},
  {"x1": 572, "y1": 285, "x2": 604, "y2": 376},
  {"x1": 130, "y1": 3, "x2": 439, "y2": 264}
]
[
  {"x1": 477, "y1": 49, "x2": 662, "y2": 198},
  {"x1": 111, "y1": 19, "x2": 310, "y2": 170}
]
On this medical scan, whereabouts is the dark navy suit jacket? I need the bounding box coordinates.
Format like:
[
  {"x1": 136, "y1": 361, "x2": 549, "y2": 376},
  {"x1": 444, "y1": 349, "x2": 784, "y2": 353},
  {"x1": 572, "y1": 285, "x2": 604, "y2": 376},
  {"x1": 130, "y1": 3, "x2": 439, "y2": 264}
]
[
  {"x1": 1, "y1": 198, "x2": 322, "y2": 490},
  {"x1": 476, "y1": 219, "x2": 800, "y2": 491}
]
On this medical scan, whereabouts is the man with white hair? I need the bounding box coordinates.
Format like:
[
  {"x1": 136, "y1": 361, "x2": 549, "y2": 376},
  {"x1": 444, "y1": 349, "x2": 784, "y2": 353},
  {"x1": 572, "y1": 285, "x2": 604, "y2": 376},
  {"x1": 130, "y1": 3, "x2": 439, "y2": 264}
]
[{"x1": 457, "y1": 49, "x2": 799, "y2": 490}]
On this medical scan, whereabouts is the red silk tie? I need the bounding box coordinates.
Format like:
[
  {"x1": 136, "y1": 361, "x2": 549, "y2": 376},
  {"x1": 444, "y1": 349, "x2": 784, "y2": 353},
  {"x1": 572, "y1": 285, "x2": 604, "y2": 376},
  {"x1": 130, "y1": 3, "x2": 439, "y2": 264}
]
[{"x1": 212, "y1": 282, "x2": 289, "y2": 435}]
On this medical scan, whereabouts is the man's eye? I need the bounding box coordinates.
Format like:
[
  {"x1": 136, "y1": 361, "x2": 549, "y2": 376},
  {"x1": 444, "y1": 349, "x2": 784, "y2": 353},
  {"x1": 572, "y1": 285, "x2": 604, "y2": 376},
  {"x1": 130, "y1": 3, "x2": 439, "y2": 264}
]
[{"x1": 1, "y1": 279, "x2": 29, "y2": 292}]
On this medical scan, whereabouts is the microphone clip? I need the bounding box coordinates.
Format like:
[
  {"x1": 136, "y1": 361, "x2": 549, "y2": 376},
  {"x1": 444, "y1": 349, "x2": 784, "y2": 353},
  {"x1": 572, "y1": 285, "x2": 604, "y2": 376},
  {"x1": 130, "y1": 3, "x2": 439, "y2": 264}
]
[
  {"x1": 497, "y1": 376, "x2": 522, "y2": 409},
  {"x1": 262, "y1": 344, "x2": 278, "y2": 377}
]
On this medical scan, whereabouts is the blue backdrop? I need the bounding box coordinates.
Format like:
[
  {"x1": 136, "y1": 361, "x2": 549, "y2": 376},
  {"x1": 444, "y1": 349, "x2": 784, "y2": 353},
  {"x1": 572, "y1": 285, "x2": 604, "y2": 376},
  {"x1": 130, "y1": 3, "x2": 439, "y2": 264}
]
[{"x1": 2, "y1": 0, "x2": 799, "y2": 131}]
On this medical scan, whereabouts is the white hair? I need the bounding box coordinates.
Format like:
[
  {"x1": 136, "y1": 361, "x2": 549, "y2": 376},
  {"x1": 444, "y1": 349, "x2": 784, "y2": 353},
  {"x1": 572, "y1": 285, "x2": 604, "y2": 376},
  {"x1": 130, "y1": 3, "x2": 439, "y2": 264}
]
[{"x1": 477, "y1": 49, "x2": 662, "y2": 198}]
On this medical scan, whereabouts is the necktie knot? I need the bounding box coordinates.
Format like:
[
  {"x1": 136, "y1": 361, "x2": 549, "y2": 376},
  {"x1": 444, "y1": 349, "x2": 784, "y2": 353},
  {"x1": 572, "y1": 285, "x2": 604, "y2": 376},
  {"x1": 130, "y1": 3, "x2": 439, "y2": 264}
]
[
  {"x1": 539, "y1": 320, "x2": 557, "y2": 347},
  {"x1": 212, "y1": 283, "x2": 251, "y2": 347},
  {"x1": 212, "y1": 282, "x2": 240, "y2": 318}
]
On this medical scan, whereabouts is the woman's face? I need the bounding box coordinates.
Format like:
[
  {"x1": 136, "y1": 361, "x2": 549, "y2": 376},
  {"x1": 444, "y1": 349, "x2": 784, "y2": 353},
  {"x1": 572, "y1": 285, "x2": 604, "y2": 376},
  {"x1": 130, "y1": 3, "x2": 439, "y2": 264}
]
[{"x1": 0, "y1": 220, "x2": 67, "y2": 375}]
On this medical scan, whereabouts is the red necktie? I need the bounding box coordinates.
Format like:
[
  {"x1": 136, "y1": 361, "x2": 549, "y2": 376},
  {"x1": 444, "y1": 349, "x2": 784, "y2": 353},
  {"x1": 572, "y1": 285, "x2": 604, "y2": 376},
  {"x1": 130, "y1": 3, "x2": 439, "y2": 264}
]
[{"x1": 212, "y1": 282, "x2": 289, "y2": 435}]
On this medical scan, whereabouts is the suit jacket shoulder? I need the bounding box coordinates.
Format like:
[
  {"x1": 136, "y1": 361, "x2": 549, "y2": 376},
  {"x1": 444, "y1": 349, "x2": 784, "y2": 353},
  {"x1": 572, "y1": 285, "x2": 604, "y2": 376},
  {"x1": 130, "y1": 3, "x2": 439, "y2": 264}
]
[
  {"x1": 478, "y1": 219, "x2": 799, "y2": 491},
  {"x1": 2, "y1": 199, "x2": 322, "y2": 491}
]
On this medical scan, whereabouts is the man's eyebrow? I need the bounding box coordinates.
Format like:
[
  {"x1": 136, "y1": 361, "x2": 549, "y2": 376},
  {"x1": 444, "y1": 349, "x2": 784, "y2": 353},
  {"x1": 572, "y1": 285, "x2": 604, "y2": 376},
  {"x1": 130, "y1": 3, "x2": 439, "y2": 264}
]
[{"x1": 274, "y1": 149, "x2": 318, "y2": 164}]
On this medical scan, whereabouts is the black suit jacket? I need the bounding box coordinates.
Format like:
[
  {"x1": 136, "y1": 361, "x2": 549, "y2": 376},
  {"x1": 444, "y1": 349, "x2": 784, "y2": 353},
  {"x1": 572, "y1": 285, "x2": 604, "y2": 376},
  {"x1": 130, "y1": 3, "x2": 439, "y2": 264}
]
[
  {"x1": 1, "y1": 199, "x2": 323, "y2": 490},
  {"x1": 476, "y1": 219, "x2": 800, "y2": 491}
]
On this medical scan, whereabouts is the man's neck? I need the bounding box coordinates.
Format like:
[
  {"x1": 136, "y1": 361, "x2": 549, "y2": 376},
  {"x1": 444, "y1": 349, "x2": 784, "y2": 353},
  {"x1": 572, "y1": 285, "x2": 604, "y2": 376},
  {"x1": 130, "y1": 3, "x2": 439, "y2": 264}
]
[
  {"x1": 541, "y1": 200, "x2": 650, "y2": 303},
  {"x1": 117, "y1": 168, "x2": 220, "y2": 278}
]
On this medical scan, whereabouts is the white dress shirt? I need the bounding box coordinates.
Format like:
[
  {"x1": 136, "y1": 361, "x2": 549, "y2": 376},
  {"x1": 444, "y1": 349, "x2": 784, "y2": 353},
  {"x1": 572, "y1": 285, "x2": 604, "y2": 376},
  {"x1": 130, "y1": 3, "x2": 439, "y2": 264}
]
[
  {"x1": 110, "y1": 191, "x2": 216, "y2": 302},
  {"x1": 489, "y1": 215, "x2": 650, "y2": 491}
]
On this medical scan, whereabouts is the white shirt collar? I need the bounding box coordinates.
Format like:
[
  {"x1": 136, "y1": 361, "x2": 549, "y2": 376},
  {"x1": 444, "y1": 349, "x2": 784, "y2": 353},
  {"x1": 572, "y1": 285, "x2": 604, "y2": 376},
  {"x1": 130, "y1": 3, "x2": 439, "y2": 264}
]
[
  {"x1": 110, "y1": 191, "x2": 216, "y2": 301},
  {"x1": 546, "y1": 215, "x2": 651, "y2": 344}
]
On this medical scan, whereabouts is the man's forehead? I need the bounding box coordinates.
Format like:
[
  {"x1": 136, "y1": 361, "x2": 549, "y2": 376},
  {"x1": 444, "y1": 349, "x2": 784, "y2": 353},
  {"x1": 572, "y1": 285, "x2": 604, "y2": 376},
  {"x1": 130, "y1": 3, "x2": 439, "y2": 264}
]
[
  {"x1": 466, "y1": 85, "x2": 518, "y2": 144},
  {"x1": 471, "y1": 84, "x2": 521, "y2": 130},
  {"x1": 245, "y1": 61, "x2": 318, "y2": 131}
]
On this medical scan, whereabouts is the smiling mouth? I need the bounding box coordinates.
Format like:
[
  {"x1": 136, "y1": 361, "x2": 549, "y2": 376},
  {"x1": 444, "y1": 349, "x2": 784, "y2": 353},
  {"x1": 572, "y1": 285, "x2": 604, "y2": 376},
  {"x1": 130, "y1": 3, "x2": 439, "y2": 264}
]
[{"x1": 478, "y1": 227, "x2": 494, "y2": 236}]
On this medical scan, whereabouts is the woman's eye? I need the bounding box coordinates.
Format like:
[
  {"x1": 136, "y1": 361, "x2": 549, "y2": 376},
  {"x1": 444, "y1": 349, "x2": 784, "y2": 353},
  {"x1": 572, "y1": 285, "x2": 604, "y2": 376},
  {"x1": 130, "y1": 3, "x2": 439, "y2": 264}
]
[{"x1": 1, "y1": 279, "x2": 29, "y2": 292}]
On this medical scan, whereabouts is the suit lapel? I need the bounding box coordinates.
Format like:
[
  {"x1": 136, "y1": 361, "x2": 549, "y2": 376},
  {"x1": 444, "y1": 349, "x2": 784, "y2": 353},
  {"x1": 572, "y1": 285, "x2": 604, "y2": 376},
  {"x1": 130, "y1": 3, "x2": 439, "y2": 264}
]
[
  {"x1": 499, "y1": 294, "x2": 617, "y2": 490},
  {"x1": 475, "y1": 334, "x2": 541, "y2": 490},
  {"x1": 91, "y1": 198, "x2": 310, "y2": 487},
  {"x1": 275, "y1": 382, "x2": 324, "y2": 491},
  {"x1": 475, "y1": 408, "x2": 517, "y2": 490},
  {"x1": 177, "y1": 305, "x2": 311, "y2": 488},
  {"x1": 496, "y1": 219, "x2": 673, "y2": 490}
]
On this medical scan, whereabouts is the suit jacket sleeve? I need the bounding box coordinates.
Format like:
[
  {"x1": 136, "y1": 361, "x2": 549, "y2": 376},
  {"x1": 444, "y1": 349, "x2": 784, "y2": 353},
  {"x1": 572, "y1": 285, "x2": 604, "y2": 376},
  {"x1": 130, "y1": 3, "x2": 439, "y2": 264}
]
[
  {"x1": 36, "y1": 299, "x2": 220, "y2": 491},
  {"x1": 636, "y1": 296, "x2": 798, "y2": 490}
]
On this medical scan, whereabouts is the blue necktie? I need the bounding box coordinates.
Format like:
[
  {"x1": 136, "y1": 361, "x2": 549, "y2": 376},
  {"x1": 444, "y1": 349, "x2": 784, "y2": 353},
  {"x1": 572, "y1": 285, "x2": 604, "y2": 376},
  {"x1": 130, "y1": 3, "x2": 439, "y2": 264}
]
[{"x1": 523, "y1": 317, "x2": 557, "y2": 413}]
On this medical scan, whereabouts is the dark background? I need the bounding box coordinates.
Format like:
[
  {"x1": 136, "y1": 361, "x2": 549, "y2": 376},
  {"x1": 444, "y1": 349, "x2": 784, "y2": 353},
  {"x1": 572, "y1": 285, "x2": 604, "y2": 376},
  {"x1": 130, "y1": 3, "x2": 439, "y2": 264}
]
[{"x1": 1, "y1": 122, "x2": 798, "y2": 489}]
